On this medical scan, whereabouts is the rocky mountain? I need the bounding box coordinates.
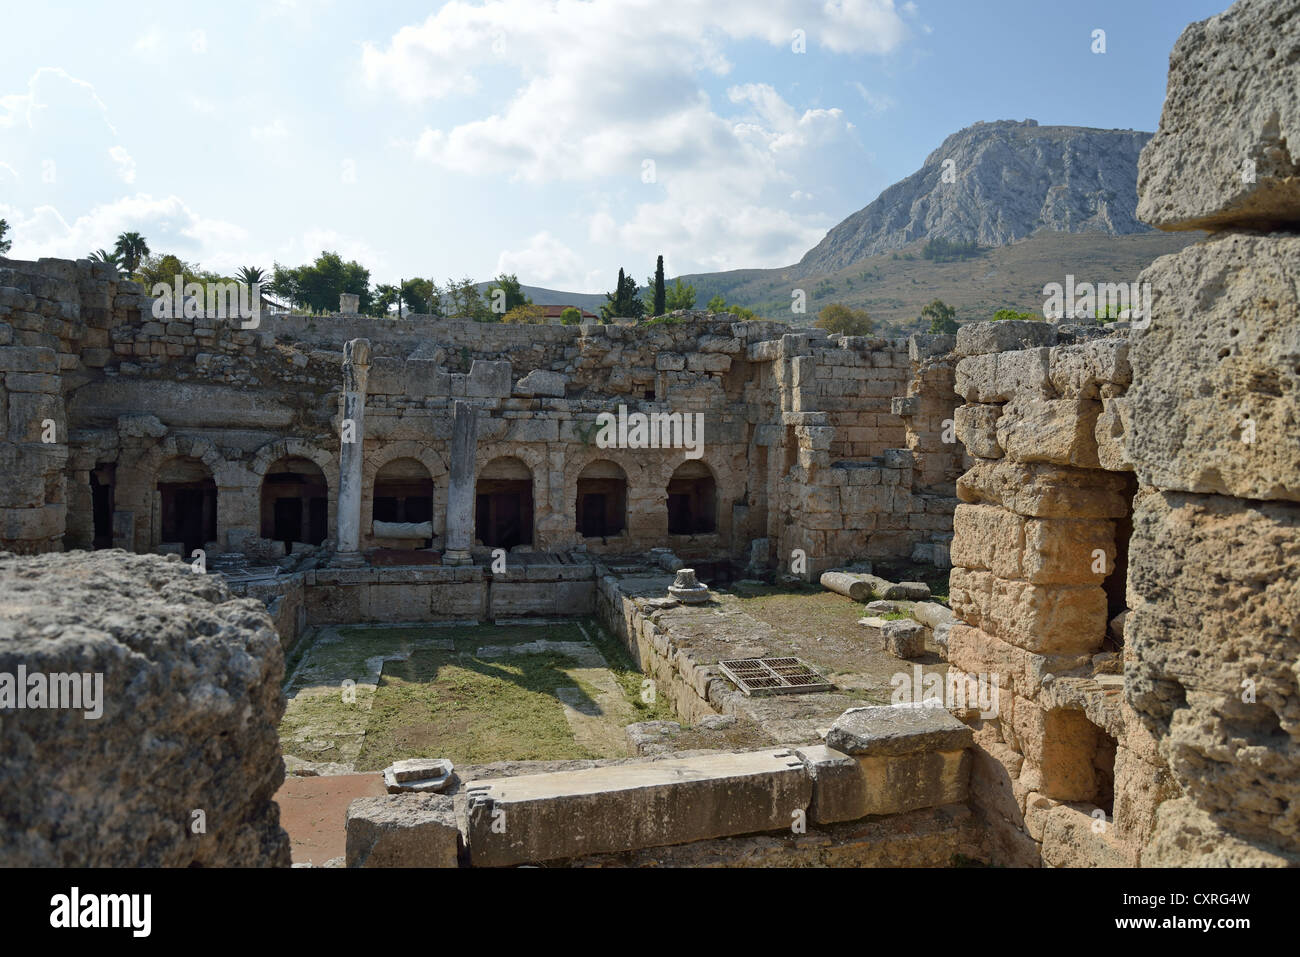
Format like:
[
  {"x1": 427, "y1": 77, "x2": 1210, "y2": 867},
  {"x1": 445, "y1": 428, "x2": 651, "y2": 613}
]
[{"x1": 793, "y1": 119, "x2": 1155, "y2": 276}]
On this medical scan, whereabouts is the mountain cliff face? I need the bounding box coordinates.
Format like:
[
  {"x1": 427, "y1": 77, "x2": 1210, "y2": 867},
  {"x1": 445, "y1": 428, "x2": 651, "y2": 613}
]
[{"x1": 794, "y1": 119, "x2": 1155, "y2": 276}]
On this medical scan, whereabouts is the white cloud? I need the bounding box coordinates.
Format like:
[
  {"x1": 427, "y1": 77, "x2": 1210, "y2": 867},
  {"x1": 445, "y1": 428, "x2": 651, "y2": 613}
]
[
  {"x1": 0, "y1": 194, "x2": 249, "y2": 265},
  {"x1": 109, "y1": 146, "x2": 136, "y2": 184},
  {"x1": 367, "y1": 0, "x2": 902, "y2": 275},
  {"x1": 495, "y1": 231, "x2": 585, "y2": 287},
  {"x1": 851, "y1": 81, "x2": 896, "y2": 115},
  {"x1": 250, "y1": 119, "x2": 289, "y2": 141}
]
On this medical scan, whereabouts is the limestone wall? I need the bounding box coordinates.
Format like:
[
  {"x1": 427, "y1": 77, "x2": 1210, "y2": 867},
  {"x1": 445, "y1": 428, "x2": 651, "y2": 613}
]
[
  {"x1": 0, "y1": 256, "x2": 958, "y2": 579},
  {"x1": 945, "y1": 320, "x2": 1149, "y2": 866},
  {"x1": 1122, "y1": 0, "x2": 1300, "y2": 866},
  {"x1": 944, "y1": 0, "x2": 1300, "y2": 867}
]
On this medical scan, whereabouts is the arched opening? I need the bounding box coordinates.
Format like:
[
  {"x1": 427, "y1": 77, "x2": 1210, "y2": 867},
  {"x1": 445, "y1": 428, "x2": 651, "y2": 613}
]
[
  {"x1": 372, "y1": 457, "x2": 435, "y2": 544},
  {"x1": 157, "y1": 456, "x2": 217, "y2": 555},
  {"x1": 476, "y1": 457, "x2": 534, "y2": 549},
  {"x1": 575, "y1": 460, "x2": 627, "y2": 539},
  {"x1": 667, "y1": 460, "x2": 716, "y2": 535},
  {"x1": 260, "y1": 456, "x2": 329, "y2": 551}
]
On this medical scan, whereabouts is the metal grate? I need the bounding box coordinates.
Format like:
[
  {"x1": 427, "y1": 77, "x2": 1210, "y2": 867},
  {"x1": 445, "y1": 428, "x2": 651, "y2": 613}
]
[{"x1": 717, "y1": 657, "x2": 833, "y2": 697}]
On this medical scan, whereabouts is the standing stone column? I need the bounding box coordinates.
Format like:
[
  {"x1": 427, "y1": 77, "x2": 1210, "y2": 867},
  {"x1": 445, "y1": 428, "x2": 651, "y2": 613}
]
[
  {"x1": 442, "y1": 399, "x2": 478, "y2": 566},
  {"x1": 333, "y1": 338, "x2": 371, "y2": 567}
]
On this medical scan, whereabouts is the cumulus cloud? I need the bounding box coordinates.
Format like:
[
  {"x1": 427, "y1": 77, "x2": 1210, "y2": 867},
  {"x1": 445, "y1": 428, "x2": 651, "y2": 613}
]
[
  {"x1": 495, "y1": 231, "x2": 586, "y2": 288},
  {"x1": 109, "y1": 145, "x2": 136, "y2": 184},
  {"x1": 0, "y1": 194, "x2": 249, "y2": 264},
  {"x1": 367, "y1": 0, "x2": 906, "y2": 274}
]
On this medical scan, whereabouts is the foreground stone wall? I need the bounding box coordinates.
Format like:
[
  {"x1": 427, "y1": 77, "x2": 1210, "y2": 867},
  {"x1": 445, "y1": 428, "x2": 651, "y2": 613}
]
[
  {"x1": 945, "y1": 0, "x2": 1300, "y2": 867},
  {"x1": 945, "y1": 320, "x2": 1152, "y2": 866},
  {"x1": 0, "y1": 550, "x2": 291, "y2": 866},
  {"x1": 1124, "y1": 0, "x2": 1300, "y2": 865}
]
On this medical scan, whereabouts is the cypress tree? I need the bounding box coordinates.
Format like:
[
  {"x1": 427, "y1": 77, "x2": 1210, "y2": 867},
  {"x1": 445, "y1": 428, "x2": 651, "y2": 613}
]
[{"x1": 653, "y1": 255, "x2": 666, "y2": 316}]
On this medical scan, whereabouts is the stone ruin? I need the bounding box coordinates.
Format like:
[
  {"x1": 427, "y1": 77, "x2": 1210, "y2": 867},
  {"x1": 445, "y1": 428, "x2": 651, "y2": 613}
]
[{"x1": 0, "y1": 0, "x2": 1295, "y2": 868}]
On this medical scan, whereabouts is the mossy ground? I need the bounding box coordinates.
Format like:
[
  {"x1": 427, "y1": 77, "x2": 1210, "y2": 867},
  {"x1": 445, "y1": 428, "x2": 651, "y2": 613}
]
[{"x1": 279, "y1": 620, "x2": 674, "y2": 771}]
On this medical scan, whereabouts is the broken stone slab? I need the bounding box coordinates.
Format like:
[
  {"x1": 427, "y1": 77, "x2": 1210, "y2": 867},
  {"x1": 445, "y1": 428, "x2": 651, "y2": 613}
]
[
  {"x1": 1137, "y1": 0, "x2": 1300, "y2": 231},
  {"x1": 345, "y1": 793, "x2": 460, "y2": 868},
  {"x1": 882, "y1": 619, "x2": 926, "y2": 659},
  {"x1": 826, "y1": 705, "x2": 973, "y2": 757},
  {"x1": 795, "y1": 742, "x2": 970, "y2": 821},
  {"x1": 463, "y1": 748, "x2": 812, "y2": 867},
  {"x1": 955, "y1": 320, "x2": 1057, "y2": 357},
  {"x1": 795, "y1": 745, "x2": 869, "y2": 824},
  {"x1": 696, "y1": 714, "x2": 737, "y2": 731},
  {"x1": 382, "y1": 757, "x2": 455, "y2": 793},
  {"x1": 513, "y1": 369, "x2": 568, "y2": 397},
  {"x1": 865, "y1": 600, "x2": 898, "y2": 614}
]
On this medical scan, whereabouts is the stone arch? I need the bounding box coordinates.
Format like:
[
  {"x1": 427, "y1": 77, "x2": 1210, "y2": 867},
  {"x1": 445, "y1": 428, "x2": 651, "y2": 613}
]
[
  {"x1": 250, "y1": 437, "x2": 338, "y2": 547},
  {"x1": 475, "y1": 454, "x2": 536, "y2": 549},
  {"x1": 361, "y1": 442, "x2": 447, "y2": 544},
  {"x1": 574, "y1": 459, "x2": 629, "y2": 540},
  {"x1": 259, "y1": 456, "x2": 330, "y2": 549},
  {"x1": 666, "y1": 458, "x2": 718, "y2": 535}
]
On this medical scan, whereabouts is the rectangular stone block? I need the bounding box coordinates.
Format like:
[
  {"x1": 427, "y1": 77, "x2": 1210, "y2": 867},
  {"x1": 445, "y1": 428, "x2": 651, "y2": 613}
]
[
  {"x1": 346, "y1": 794, "x2": 460, "y2": 868},
  {"x1": 950, "y1": 504, "x2": 1024, "y2": 579},
  {"x1": 826, "y1": 704, "x2": 973, "y2": 756},
  {"x1": 996, "y1": 395, "x2": 1101, "y2": 468},
  {"x1": 463, "y1": 749, "x2": 812, "y2": 866},
  {"x1": 956, "y1": 459, "x2": 1132, "y2": 519},
  {"x1": 1128, "y1": 233, "x2": 1300, "y2": 501}
]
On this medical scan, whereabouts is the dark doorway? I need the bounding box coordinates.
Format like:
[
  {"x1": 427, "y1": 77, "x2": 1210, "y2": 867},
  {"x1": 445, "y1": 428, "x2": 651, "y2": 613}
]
[
  {"x1": 91, "y1": 463, "x2": 115, "y2": 549},
  {"x1": 372, "y1": 458, "x2": 434, "y2": 529},
  {"x1": 476, "y1": 458, "x2": 534, "y2": 549},
  {"x1": 667, "y1": 460, "x2": 716, "y2": 534},
  {"x1": 260, "y1": 456, "x2": 329, "y2": 551},
  {"x1": 157, "y1": 457, "x2": 217, "y2": 556},
  {"x1": 576, "y1": 460, "x2": 627, "y2": 539}
]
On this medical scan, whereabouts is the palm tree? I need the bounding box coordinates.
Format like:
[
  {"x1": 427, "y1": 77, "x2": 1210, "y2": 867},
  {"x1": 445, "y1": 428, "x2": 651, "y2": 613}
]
[
  {"x1": 236, "y1": 265, "x2": 268, "y2": 287},
  {"x1": 113, "y1": 231, "x2": 149, "y2": 275},
  {"x1": 88, "y1": 248, "x2": 122, "y2": 269}
]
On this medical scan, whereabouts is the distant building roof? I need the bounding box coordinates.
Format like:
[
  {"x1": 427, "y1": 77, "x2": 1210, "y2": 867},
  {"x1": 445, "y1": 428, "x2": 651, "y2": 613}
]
[{"x1": 537, "y1": 304, "x2": 600, "y2": 320}]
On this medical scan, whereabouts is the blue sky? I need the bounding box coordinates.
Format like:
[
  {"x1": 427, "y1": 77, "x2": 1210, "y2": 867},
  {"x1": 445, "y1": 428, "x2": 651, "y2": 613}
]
[{"x1": 0, "y1": 0, "x2": 1227, "y2": 293}]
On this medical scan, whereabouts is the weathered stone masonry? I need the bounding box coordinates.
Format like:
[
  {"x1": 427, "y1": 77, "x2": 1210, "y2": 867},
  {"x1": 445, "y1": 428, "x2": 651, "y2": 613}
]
[{"x1": 944, "y1": 0, "x2": 1300, "y2": 867}]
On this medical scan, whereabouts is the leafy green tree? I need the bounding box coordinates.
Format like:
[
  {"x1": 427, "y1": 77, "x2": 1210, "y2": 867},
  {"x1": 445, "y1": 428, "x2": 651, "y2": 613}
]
[
  {"x1": 113, "y1": 231, "x2": 150, "y2": 275},
  {"x1": 139, "y1": 253, "x2": 200, "y2": 289},
  {"x1": 921, "y1": 298, "x2": 958, "y2": 334},
  {"x1": 921, "y1": 237, "x2": 981, "y2": 262},
  {"x1": 991, "y1": 307, "x2": 1039, "y2": 322},
  {"x1": 664, "y1": 277, "x2": 696, "y2": 311},
  {"x1": 601, "y1": 268, "x2": 645, "y2": 320},
  {"x1": 560, "y1": 307, "x2": 582, "y2": 325},
  {"x1": 0, "y1": 218, "x2": 11, "y2": 255},
  {"x1": 652, "y1": 255, "x2": 666, "y2": 316},
  {"x1": 371, "y1": 283, "x2": 400, "y2": 317},
  {"x1": 484, "y1": 272, "x2": 530, "y2": 317},
  {"x1": 269, "y1": 252, "x2": 371, "y2": 313},
  {"x1": 706, "y1": 294, "x2": 726, "y2": 312},
  {"x1": 400, "y1": 277, "x2": 433, "y2": 314},
  {"x1": 444, "y1": 276, "x2": 492, "y2": 321},
  {"x1": 502, "y1": 303, "x2": 547, "y2": 324},
  {"x1": 815, "y1": 302, "x2": 874, "y2": 336}
]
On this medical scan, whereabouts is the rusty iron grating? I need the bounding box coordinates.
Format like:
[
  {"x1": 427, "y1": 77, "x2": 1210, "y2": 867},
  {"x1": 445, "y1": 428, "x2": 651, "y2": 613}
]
[{"x1": 717, "y1": 657, "x2": 833, "y2": 697}]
